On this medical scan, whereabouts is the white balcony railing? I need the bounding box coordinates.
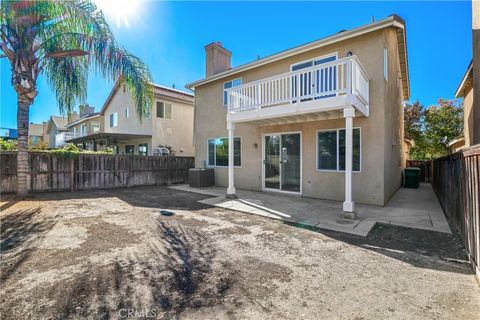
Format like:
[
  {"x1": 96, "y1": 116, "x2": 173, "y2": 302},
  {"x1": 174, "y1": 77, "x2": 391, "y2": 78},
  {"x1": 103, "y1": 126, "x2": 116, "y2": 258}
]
[
  {"x1": 226, "y1": 55, "x2": 369, "y2": 117},
  {"x1": 55, "y1": 132, "x2": 77, "y2": 147}
]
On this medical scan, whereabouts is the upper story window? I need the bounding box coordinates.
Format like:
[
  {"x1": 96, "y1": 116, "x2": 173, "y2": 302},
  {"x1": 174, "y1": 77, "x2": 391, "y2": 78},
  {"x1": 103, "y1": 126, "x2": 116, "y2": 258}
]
[
  {"x1": 91, "y1": 122, "x2": 100, "y2": 133},
  {"x1": 80, "y1": 123, "x2": 87, "y2": 134},
  {"x1": 125, "y1": 107, "x2": 129, "y2": 118},
  {"x1": 384, "y1": 48, "x2": 388, "y2": 81},
  {"x1": 109, "y1": 112, "x2": 118, "y2": 128},
  {"x1": 157, "y1": 101, "x2": 172, "y2": 119},
  {"x1": 223, "y1": 78, "x2": 242, "y2": 106}
]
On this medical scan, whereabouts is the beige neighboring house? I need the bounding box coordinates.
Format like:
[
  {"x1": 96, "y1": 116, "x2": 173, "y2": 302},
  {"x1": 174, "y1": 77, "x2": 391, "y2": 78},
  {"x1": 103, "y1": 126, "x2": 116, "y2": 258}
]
[
  {"x1": 449, "y1": 61, "x2": 474, "y2": 152},
  {"x1": 61, "y1": 105, "x2": 104, "y2": 150},
  {"x1": 67, "y1": 80, "x2": 195, "y2": 156},
  {"x1": 187, "y1": 15, "x2": 410, "y2": 213},
  {"x1": 45, "y1": 116, "x2": 68, "y2": 148},
  {"x1": 27, "y1": 122, "x2": 44, "y2": 146}
]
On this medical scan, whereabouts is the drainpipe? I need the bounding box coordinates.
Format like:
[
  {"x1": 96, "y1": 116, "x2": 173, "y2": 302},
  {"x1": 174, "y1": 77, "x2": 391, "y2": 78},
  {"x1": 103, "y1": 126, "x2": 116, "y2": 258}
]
[
  {"x1": 226, "y1": 120, "x2": 236, "y2": 199},
  {"x1": 343, "y1": 106, "x2": 356, "y2": 217}
]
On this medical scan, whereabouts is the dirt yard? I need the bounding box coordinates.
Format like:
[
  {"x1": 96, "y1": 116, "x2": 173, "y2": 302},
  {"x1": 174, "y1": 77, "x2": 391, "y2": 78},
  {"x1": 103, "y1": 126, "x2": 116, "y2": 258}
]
[{"x1": 1, "y1": 186, "x2": 479, "y2": 319}]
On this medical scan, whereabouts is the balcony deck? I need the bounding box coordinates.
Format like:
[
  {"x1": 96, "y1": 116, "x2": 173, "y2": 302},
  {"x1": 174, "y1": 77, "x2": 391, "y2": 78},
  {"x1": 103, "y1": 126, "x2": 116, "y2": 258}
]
[{"x1": 226, "y1": 56, "x2": 369, "y2": 125}]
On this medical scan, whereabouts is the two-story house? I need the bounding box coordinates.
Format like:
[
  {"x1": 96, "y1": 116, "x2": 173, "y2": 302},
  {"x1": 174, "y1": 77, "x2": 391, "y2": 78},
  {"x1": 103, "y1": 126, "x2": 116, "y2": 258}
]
[
  {"x1": 64, "y1": 105, "x2": 104, "y2": 150},
  {"x1": 66, "y1": 80, "x2": 195, "y2": 156},
  {"x1": 45, "y1": 115, "x2": 68, "y2": 148},
  {"x1": 187, "y1": 15, "x2": 410, "y2": 215}
]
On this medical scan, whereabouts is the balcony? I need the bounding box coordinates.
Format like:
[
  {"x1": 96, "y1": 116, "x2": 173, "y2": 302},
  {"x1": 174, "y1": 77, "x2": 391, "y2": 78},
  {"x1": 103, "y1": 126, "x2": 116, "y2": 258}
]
[
  {"x1": 55, "y1": 132, "x2": 77, "y2": 147},
  {"x1": 226, "y1": 56, "x2": 369, "y2": 123}
]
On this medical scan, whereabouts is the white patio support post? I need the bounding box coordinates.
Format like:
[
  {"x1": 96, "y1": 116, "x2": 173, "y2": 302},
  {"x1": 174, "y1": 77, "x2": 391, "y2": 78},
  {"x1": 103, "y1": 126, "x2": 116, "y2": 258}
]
[
  {"x1": 226, "y1": 120, "x2": 236, "y2": 199},
  {"x1": 343, "y1": 106, "x2": 356, "y2": 217}
]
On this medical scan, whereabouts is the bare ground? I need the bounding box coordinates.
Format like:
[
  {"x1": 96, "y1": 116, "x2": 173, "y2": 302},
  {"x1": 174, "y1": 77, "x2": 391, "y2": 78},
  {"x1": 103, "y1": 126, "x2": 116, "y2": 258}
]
[{"x1": 0, "y1": 186, "x2": 479, "y2": 320}]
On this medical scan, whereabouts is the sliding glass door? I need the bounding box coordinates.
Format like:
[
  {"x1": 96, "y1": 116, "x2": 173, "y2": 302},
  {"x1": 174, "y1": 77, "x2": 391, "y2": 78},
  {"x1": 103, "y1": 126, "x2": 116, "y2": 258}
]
[{"x1": 264, "y1": 133, "x2": 301, "y2": 193}]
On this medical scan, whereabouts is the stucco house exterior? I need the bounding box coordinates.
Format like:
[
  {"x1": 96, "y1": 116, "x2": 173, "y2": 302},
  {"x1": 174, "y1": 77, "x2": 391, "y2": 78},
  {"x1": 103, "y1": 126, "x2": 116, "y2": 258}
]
[
  {"x1": 62, "y1": 105, "x2": 104, "y2": 150},
  {"x1": 45, "y1": 115, "x2": 68, "y2": 148},
  {"x1": 449, "y1": 61, "x2": 474, "y2": 152},
  {"x1": 187, "y1": 15, "x2": 410, "y2": 214},
  {"x1": 27, "y1": 123, "x2": 44, "y2": 146},
  {"x1": 66, "y1": 80, "x2": 195, "y2": 156}
]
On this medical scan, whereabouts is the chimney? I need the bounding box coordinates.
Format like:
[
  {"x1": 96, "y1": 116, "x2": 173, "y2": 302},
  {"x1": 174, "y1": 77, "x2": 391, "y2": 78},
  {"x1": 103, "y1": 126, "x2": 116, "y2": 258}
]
[
  {"x1": 79, "y1": 104, "x2": 95, "y2": 118},
  {"x1": 205, "y1": 42, "x2": 231, "y2": 77}
]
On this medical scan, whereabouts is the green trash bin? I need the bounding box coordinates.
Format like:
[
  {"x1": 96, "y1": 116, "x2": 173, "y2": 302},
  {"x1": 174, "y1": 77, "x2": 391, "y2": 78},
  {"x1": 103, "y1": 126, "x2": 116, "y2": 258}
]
[{"x1": 404, "y1": 167, "x2": 421, "y2": 188}]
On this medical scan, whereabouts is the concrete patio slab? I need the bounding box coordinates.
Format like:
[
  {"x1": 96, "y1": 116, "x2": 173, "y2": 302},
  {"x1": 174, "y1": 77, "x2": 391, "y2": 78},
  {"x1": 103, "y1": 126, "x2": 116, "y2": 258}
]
[{"x1": 169, "y1": 183, "x2": 451, "y2": 237}]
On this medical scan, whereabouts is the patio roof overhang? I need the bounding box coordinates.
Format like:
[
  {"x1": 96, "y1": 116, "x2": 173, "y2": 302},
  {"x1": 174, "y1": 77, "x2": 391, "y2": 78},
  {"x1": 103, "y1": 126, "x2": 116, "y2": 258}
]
[{"x1": 66, "y1": 132, "x2": 152, "y2": 144}]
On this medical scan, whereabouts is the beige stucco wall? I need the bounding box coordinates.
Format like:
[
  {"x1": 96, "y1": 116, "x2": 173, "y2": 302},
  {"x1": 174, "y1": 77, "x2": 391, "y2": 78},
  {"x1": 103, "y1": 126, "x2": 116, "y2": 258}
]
[
  {"x1": 463, "y1": 88, "x2": 474, "y2": 147},
  {"x1": 194, "y1": 27, "x2": 405, "y2": 206},
  {"x1": 152, "y1": 99, "x2": 194, "y2": 156},
  {"x1": 68, "y1": 116, "x2": 104, "y2": 135},
  {"x1": 103, "y1": 88, "x2": 152, "y2": 135},
  {"x1": 102, "y1": 86, "x2": 194, "y2": 156},
  {"x1": 382, "y1": 28, "x2": 405, "y2": 203}
]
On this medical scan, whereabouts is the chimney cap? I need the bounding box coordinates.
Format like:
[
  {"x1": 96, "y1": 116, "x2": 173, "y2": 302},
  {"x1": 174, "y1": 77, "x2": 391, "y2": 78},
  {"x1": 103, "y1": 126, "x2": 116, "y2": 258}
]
[{"x1": 204, "y1": 41, "x2": 232, "y2": 56}]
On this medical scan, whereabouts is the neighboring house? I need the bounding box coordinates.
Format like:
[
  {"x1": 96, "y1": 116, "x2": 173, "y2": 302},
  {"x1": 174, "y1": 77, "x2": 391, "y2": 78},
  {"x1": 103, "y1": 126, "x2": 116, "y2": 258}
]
[
  {"x1": 67, "y1": 80, "x2": 195, "y2": 156},
  {"x1": 450, "y1": 61, "x2": 474, "y2": 152},
  {"x1": 28, "y1": 123, "x2": 44, "y2": 146},
  {"x1": 63, "y1": 105, "x2": 104, "y2": 150},
  {"x1": 187, "y1": 15, "x2": 410, "y2": 213},
  {"x1": 403, "y1": 138, "x2": 414, "y2": 162},
  {"x1": 45, "y1": 116, "x2": 68, "y2": 148},
  {"x1": 0, "y1": 127, "x2": 18, "y2": 140}
]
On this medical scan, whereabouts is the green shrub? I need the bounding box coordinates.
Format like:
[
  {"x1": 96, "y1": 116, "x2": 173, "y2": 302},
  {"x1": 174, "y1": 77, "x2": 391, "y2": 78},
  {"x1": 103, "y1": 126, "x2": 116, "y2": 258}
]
[{"x1": 0, "y1": 138, "x2": 17, "y2": 151}]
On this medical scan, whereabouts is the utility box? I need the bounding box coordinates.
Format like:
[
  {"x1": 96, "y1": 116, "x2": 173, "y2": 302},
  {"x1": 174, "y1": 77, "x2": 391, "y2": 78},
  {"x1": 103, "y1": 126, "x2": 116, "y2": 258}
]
[
  {"x1": 189, "y1": 168, "x2": 214, "y2": 188},
  {"x1": 404, "y1": 167, "x2": 421, "y2": 188}
]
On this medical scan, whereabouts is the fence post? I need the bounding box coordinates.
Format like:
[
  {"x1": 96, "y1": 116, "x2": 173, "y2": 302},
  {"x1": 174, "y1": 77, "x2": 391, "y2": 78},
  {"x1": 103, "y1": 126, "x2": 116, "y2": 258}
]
[{"x1": 70, "y1": 158, "x2": 74, "y2": 191}]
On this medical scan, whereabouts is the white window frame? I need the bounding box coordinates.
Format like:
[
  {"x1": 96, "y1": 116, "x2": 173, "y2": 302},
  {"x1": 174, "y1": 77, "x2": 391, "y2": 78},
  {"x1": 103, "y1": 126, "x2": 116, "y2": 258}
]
[
  {"x1": 125, "y1": 107, "x2": 129, "y2": 118},
  {"x1": 384, "y1": 47, "x2": 388, "y2": 81},
  {"x1": 316, "y1": 127, "x2": 362, "y2": 173},
  {"x1": 207, "y1": 136, "x2": 242, "y2": 168},
  {"x1": 109, "y1": 112, "x2": 118, "y2": 128},
  {"x1": 290, "y1": 52, "x2": 339, "y2": 103},
  {"x1": 223, "y1": 78, "x2": 242, "y2": 106},
  {"x1": 156, "y1": 101, "x2": 172, "y2": 119},
  {"x1": 80, "y1": 123, "x2": 87, "y2": 134}
]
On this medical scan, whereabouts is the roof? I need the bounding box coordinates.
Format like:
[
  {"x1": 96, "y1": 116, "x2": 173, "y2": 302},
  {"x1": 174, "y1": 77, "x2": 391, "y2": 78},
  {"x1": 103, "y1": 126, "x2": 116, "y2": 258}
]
[
  {"x1": 186, "y1": 15, "x2": 410, "y2": 100},
  {"x1": 455, "y1": 61, "x2": 473, "y2": 98},
  {"x1": 28, "y1": 123, "x2": 43, "y2": 136},
  {"x1": 46, "y1": 116, "x2": 68, "y2": 133},
  {"x1": 66, "y1": 112, "x2": 101, "y2": 128},
  {"x1": 448, "y1": 136, "x2": 465, "y2": 147},
  {"x1": 100, "y1": 79, "x2": 194, "y2": 116}
]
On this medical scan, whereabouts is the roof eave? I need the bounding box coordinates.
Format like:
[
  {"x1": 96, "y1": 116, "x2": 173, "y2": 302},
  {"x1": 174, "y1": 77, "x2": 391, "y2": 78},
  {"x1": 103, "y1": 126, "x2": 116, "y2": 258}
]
[
  {"x1": 186, "y1": 15, "x2": 407, "y2": 91},
  {"x1": 455, "y1": 61, "x2": 473, "y2": 98}
]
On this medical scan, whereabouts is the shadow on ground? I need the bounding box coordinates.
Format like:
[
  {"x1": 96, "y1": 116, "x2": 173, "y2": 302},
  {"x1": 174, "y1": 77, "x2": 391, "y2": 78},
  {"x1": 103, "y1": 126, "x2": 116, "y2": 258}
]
[
  {"x1": 41, "y1": 219, "x2": 233, "y2": 320},
  {"x1": 17, "y1": 185, "x2": 214, "y2": 211},
  {"x1": 0, "y1": 207, "x2": 56, "y2": 283}
]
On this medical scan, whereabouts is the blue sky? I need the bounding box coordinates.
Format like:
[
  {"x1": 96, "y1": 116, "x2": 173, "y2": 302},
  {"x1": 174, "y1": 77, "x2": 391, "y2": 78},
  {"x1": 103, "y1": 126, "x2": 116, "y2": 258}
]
[{"x1": 0, "y1": 1, "x2": 473, "y2": 128}]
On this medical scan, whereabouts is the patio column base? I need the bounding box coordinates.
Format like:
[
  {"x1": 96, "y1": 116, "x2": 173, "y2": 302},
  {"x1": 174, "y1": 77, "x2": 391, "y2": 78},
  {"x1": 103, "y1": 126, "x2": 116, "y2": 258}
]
[
  {"x1": 343, "y1": 200, "x2": 355, "y2": 213},
  {"x1": 226, "y1": 193, "x2": 237, "y2": 199}
]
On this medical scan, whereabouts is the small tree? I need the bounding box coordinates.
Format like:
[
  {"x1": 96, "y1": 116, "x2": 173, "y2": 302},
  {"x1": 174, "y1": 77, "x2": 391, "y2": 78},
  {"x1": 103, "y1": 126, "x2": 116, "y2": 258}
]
[
  {"x1": 423, "y1": 99, "x2": 463, "y2": 158},
  {"x1": 405, "y1": 98, "x2": 463, "y2": 160}
]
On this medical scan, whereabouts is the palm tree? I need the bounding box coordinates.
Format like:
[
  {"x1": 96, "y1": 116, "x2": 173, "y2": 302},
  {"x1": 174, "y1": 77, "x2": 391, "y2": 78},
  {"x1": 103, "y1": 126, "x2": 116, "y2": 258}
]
[{"x1": 1, "y1": 0, "x2": 153, "y2": 197}]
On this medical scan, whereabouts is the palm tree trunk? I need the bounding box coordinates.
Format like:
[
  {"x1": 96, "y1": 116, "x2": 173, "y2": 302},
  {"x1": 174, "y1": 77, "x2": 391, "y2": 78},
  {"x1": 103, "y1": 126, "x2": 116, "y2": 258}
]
[{"x1": 17, "y1": 98, "x2": 30, "y2": 197}]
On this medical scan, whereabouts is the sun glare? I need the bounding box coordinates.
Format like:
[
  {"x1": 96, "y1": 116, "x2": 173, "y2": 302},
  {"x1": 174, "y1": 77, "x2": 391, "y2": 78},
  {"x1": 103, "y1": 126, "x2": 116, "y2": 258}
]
[{"x1": 95, "y1": 0, "x2": 139, "y2": 28}]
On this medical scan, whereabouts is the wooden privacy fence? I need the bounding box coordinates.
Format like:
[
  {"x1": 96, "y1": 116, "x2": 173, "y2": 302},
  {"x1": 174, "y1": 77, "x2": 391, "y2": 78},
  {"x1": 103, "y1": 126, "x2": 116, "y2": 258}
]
[
  {"x1": 0, "y1": 152, "x2": 194, "y2": 193},
  {"x1": 406, "y1": 160, "x2": 432, "y2": 182},
  {"x1": 432, "y1": 145, "x2": 480, "y2": 277}
]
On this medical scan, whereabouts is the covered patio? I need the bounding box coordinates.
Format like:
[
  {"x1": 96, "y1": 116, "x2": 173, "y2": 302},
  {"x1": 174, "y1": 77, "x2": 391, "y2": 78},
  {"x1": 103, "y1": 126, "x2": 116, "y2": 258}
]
[{"x1": 170, "y1": 183, "x2": 451, "y2": 237}]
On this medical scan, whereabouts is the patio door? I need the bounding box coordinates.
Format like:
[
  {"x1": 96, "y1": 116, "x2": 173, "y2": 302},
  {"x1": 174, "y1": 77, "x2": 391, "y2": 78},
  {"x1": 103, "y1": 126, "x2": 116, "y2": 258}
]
[{"x1": 263, "y1": 133, "x2": 301, "y2": 193}]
